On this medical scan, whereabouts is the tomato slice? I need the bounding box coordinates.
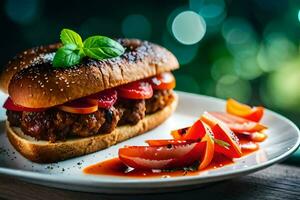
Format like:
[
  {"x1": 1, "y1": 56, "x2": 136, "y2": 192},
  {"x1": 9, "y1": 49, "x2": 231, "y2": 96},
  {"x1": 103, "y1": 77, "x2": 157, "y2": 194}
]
[
  {"x1": 237, "y1": 131, "x2": 268, "y2": 142},
  {"x1": 239, "y1": 140, "x2": 259, "y2": 152},
  {"x1": 201, "y1": 112, "x2": 267, "y2": 133},
  {"x1": 149, "y1": 72, "x2": 176, "y2": 90},
  {"x1": 199, "y1": 124, "x2": 215, "y2": 170},
  {"x1": 87, "y1": 89, "x2": 117, "y2": 109},
  {"x1": 118, "y1": 81, "x2": 153, "y2": 99},
  {"x1": 146, "y1": 139, "x2": 194, "y2": 146},
  {"x1": 3, "y1": 97, "x2": 46, "y2": 112},
  {"x1": 171, "y1": 127, "x2": 190, "y2": 139},
  {"x1": 212, "y1": 123, "x2": 242, "y2": 158},
  {"x1": 226, "y1": 98, "x2": 264, "y2": 122},
  {"x1": 171, "y1": 120, "x2": 206, "y2": 140},
  {"x1": 58, "y1": 98, "x2": 98, "y2": 114},
  {"x1": 118, "y1": 142, "x2": 206, "y2": 170}
]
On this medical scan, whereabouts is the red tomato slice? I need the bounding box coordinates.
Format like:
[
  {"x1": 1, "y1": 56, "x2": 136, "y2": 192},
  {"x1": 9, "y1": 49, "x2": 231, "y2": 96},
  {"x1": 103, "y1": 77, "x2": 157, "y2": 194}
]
[
  {"x1": 199, "y1": 124, "x2": 215, "y2": 170},
  {"x1": 171, "y1": 120, "x2": 206, "y2": 140},
  {"x1": 212, "y1": 123, "x2": 242, "y2": 158},
  {"x1": 3, "y1": 97, "x2": 46, "y2": 112},
  {"x1": 226, "y1": 98, "x2": 264, "y2": 122},
  {"x1": 202, "y1": 112, "x2": 267, "y2": 133},
  {"x1": 58, "y1": 98, "x2": 98, "y2": 114},
  {"x1": 118, "y1": 81, "x2": 153, "y2": 99},
  {"x1": 171, "y1": 127, "x2": 190, "y2": 139},
  {"x1": 240, "y1": 140, "x2": 259, "y2": 152},
  {"x1": 146, "y1": 139, "x2": 194, "y2": 146},
  {"x1": 118, "y1": 142, "x2": 206, "y2": 170},
  {"x1": 170, "y1": 120, "x2": 214, "y2": 170},
  {"x1": 237, "y1": 132, "x2": 268, "y2": 142},
  {"x1": 149, "y1": 72, "x2": 176, "y2": 90},
  {"x1": 87, "y1": 89, "x2": 117, "y2": 108}
]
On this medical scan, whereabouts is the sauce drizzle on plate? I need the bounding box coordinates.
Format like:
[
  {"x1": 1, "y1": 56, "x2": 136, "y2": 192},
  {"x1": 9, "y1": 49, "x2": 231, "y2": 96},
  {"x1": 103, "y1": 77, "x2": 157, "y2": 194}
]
[{"x1": 83, "y1": 151, "x2": 259, "y2": 178}]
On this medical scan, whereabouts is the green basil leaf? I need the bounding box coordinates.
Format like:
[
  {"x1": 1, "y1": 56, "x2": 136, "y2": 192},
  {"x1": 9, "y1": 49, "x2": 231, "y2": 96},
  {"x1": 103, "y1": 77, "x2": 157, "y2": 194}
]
[
  {"x1": 83, "y1": 36, "x2": 125, "y2": 60},
  {"x1": 60, "y1": 29, "x2": 83, "y2": 48},
  {"x1": 213, "y1": 138, "x2": 230, "y2": 148},
  {"x1": 52, "y1": 44, "x2": 82, "y2": 68}
]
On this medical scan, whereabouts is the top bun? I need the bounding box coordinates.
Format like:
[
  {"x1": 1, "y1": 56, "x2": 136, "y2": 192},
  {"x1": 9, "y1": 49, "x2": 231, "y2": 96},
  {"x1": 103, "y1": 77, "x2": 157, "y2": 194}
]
[{"x1": 2, "y1": 39, "x2": 179, "y2": 108}]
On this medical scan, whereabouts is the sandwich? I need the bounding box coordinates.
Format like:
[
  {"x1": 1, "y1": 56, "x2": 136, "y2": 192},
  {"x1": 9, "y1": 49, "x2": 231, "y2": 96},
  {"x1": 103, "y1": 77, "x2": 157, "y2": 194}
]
[{"x1": 0, "y1": 30, "x2": 179, "y2": 163}]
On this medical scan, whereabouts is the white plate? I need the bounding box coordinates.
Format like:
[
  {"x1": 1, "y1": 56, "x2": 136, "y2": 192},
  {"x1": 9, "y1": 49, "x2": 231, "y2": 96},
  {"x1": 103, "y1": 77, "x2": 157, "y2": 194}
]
[{"x1": 0, "y1": 91, "x2": 299, "y2": 194}]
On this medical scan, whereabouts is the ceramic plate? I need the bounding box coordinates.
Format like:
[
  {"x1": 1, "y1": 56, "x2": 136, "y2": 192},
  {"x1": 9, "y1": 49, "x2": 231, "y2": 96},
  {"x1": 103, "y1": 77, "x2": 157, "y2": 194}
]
[{"x1": 0, "y1": 91, "x2": 299, "y2": 193}]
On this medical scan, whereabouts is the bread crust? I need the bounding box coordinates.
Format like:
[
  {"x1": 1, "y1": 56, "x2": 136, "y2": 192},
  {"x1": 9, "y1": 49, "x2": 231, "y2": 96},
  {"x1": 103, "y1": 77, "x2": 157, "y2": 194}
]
[
  {"x1": 6, "y1": 94, "x2": 178, "y2": 163},
  {"x1": 0, "y1": 43, "x2": 61, "y2": 93},
  {"x1": 3, "y1": 39, "x2": 179, "y2": 108}
]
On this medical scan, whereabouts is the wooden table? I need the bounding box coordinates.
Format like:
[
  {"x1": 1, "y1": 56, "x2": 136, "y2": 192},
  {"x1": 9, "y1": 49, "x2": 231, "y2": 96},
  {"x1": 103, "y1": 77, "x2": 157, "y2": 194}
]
[{"x1": 0, "y1": 164, "x2": 299, "y2": 200}]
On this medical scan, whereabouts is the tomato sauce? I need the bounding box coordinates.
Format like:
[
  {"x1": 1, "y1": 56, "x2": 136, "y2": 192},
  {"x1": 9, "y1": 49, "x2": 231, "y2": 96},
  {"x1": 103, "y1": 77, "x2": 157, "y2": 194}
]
[
  {"x1": 83, "y1": 141, "x2": 259, "y2": 178},
  {"x1": 83, "y1": 153, "x2": 236, "y2": 178}
]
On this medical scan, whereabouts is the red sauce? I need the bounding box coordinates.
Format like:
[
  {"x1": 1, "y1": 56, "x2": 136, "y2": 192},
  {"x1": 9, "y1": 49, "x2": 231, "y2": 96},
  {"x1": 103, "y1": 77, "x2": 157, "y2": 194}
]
[
  {"x1": 83, "y1": 153, "x2": 234, "y2": 178},
  {"x1": 83, "y1": 141, "x2": 259, "y2": 178}
]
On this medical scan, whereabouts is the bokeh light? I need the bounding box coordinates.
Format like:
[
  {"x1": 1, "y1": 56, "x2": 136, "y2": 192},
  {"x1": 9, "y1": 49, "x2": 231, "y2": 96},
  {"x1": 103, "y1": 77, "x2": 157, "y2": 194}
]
[
  {"x1": 198, "y1": 0, "x2": 226, "y2": 28},
  {"x1": 261, "y1": 59, "x2": 300, "y2": 112},
  {"x1": 222, "y1": 18, "x2": 259, "y2": 59},
  {"x1": 172, "y1": 11, "x2": 206, "y2": 45},
  {"x1": 211, "y1": 57, "x2": 235, "y2": 81},
  {"x1": 257, "y1": 33, "x2": 297, "y2": 72},
  {"x1": 216, "y1": 75, "x2": 252, "y2": 102},
  {"x1": 189, "y1": 0, "x2": 204, "y2": 12},
  {"x1": 235, "y1": 57, "x2": 263, "y2": 80},
  {"x1": 5, "y1": 0, "x2": 39, "y2": 25},
  {"x1": 162, "y1": 31, "x2": 199, "y2": 65},
  {"x1": 122, "y1": 14, "x2": 151, "y2": 40}
]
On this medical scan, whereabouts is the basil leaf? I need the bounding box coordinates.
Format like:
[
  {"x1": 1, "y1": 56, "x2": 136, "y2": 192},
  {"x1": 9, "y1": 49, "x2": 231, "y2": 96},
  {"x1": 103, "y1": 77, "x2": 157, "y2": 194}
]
[
  {"x1": 213, "y1": 138, "x2": 230, "y2": 148},
  {"x1": 83, "y1": 36, "x2": 125, "y2": 60},
  {"x1": 60, "y1": 29, "x2": 83, "y2": 48},
  {"x1": 52, "y1": 44, "x2": 82, "y2": 67}
]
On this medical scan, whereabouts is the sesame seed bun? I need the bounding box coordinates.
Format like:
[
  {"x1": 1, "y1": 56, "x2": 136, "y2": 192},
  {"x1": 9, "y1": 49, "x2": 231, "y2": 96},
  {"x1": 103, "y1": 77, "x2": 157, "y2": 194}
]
[{"x1": 1, "y1": 39, "x2": 179, "y2": 108}]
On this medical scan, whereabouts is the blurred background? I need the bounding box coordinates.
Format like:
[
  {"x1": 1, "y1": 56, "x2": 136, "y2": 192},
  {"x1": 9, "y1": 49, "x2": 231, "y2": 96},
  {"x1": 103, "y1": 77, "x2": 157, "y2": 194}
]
[{"x1": 1, "y1": 0, "x2": 300, "y2": 160}]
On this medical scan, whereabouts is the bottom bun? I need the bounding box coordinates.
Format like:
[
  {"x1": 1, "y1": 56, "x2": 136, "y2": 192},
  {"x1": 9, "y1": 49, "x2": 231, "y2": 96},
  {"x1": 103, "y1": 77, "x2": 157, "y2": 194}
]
[{"x1": 6, "y1": 94, "x2": 178, "y2": 163}]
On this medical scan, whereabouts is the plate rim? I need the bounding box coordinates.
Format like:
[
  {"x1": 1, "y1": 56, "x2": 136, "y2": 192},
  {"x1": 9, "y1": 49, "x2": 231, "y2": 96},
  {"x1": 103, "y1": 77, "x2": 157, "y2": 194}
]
[{"x1": 0, "y1": 91, "x2": 299, "y2": 189}]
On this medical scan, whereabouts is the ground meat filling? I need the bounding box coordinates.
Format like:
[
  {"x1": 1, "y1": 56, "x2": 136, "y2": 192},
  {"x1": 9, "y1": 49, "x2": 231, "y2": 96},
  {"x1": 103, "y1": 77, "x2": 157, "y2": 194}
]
[
  {"x1": 18, "y1": 108, "x2": 118, "y2": 142},
  {"x1": 117, "y1": 99, "x2": 146, "y2": 125},
  {"x1": 146, "y1": 90, "x2": 174, "y2": 114},
  {"x1": 6, "y1": 89, "x2": 174, "y2": 142},
  {"x1": 7, "y1": 110, "x2": 22, "y2": 127}
]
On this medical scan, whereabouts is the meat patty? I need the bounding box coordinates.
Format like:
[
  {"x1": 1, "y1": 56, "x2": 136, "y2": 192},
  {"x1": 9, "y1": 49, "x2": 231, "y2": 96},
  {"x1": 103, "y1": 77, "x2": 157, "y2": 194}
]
[
  {"x1": 117, "y1": 99, "x2": 146, "y2": 125},
  {"x1": 17, "y1": 107, "x2": 119, "y2": 142},
  {"x1": 6, "y1": 89, "x2": 174, "y2": 142},
  {"x1": 6, "y1": 110, "x2": 21, "y2": 127},
  {"x1": 146, "y1": 90, "x2": 174, "y2": 114}
]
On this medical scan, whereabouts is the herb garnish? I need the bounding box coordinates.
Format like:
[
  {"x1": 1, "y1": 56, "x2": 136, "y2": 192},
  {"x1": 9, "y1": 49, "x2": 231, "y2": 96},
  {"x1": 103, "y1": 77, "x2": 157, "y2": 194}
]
[
  {"x1": 53, "y1": 29, "x2": 125, "y2": 68},
  {"x1": 213, "y1": 138, "x2": 230, "y2": 148}
]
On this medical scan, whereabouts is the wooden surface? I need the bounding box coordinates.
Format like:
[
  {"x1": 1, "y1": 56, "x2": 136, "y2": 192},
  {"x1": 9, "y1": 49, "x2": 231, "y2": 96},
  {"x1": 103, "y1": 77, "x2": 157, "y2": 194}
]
[{"x1": 0, "y1": 164, "x2": 299, "y2": 200}]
